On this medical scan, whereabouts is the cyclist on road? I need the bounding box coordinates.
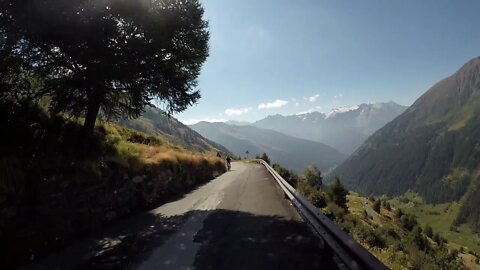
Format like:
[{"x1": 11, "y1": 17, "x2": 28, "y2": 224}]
[{"x1": 226, "y1": 156, "x2": 231, "y2": 171}]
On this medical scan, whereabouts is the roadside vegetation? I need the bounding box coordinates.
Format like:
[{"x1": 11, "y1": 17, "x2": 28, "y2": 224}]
[
  {"x1": 0, "y1": 0, "x2": 217, "y2": 268},
  {"x1": 0, "y1": 99, "x2": 226, "y2": 268},
  {"x1": 271, "y1": 161, "x2": 470, "y2": 269}
]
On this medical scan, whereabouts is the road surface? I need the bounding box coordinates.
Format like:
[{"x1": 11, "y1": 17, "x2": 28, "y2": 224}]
[{"x1": 25, "y1": 162, "x2": 337, "y2": 270}]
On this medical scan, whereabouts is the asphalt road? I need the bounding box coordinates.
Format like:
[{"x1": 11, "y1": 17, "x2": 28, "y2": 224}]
[{"x1": 25, "y1": 162, "x2": 337, "y2": 270}]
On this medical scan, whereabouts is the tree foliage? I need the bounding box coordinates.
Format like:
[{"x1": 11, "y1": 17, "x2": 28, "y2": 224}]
[
  {"x1": 302, "y1": 165, "x2": 322, "y2": 187},
  {"x1": 0, "y1": 0, "x2": 209, "y2": 133},
  {"x1": 424, "y1": 224, "x2": 433, "y2": 238},
  {"x1": 328, "y1": 177, "x2": 348, "y2": 209},
  {"x1": 257, "y1": 152, "x2": 271, "y2": 165},
  {"x1": 373, "y1": 199, "x2": 381, "y2": 213},
  {"x1": 273, "y1": 163, "x2": 299, "y2": 187}
]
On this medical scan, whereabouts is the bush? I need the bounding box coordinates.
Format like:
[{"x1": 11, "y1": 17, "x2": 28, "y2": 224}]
[
  {"x1": 424, "y1": 224, "x2": 433, "y2": 238},
  {"x1": 433, "y1": 232, "x2": 442, "y2": 245},
  {"x1": 373, "y1": 199, "x2": 381, "y2": 213},
  {"x1": 383, "y1": 201, "x2": 391, "y2": 211},
  {"x1": 297, "y1": 179, "x2": 328, "y2": 208},
  {"x1": 353, "y1": 223, "x2": 385, "y2": 248},
  {"x1": 326, "y1": 202, "x2": 346, "y2": 221},
  {"x1": 400, "y1": 214, "x2": 417, "y2": 231},
  {"x1": 273, "y1": 163, "x2": 299, "y2": 187},
  {"x1": 328, "y1": 177, "x2": 349, "y2": 209},
  {"x1": 302, "y1": 165, "x2": 322, "y2": 186},
  {"x1": 394, "y1": 208, "x2": 403, "y2": 219},
  {"x1": 259, "y1": 152, "x2": 271, "y2": 165}
]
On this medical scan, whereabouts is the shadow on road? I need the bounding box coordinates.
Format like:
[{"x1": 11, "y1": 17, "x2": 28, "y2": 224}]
[
  {"x1": 192, "y1": 210, "x2": 337, "y2": 270},
  {"x1": 25, "y1": 209, "x2": 337, "y2": 270}
]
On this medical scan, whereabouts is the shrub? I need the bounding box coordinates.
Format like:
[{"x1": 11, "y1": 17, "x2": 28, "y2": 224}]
[
  {"x1": 302, "y1": 166, "x2": 322, "y2": 187},
  {"x1": 328, "y1": 177, "x2": 348, "y2": 209},
  {"x1": 259, "y1": 152, "x2": 271, "y2": 165},
  {"x1": 273, "y1": 163, "x2": 299, "y2": 187},
  {"x1": 433, "y1": 232, "x2": 442, "y2": 245},
  {"x1": 400, "y1": 214, "x2": 417, "y2": 231},
  {"x1": 424, "y1": 224, "x2": 433, "y2": 238},
  {"x1": 373, "y1": 199, "x2": 381, "y2": 213},
  {"x1": 394, "y1": 208, "x2": 403, "y2": 219}
]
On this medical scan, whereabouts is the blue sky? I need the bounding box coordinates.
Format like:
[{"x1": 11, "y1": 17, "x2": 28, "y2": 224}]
[{"x1": 176, "y1": 0, "x2": 480, "y2": 125}]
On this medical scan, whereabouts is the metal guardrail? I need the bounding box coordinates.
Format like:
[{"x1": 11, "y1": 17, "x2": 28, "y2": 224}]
[{"x1": 255, "y1": 159, "x2": 388, "y2": 270}]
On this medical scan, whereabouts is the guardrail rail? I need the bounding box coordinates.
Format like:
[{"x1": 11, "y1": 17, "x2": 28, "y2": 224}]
[{"x1": 255, "y1": 159, "x2": 388, "y2": 270}]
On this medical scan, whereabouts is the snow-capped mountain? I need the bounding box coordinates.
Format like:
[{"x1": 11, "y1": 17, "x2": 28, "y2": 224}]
[{"x1": 253, "y1": 102, "x2": 407, "y2": 154}]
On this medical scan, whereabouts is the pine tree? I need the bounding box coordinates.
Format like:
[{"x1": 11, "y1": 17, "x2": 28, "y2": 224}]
[{"x1": 328, "y1": 177, "x2": 349, "y2": 209}]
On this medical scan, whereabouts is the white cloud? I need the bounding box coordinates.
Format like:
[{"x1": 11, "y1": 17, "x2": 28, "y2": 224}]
[
  {"x1": 295, "y1": 102, "x2": 300, "y2": 107},
  {"x1": 308, "y1": 94, "x2": 320, "y2": 102},
  {"x1": 334, "y1": 93, "x2": 344, "y2": 99},
  {"x1": 224, "y1": 107, "x2": 251, "y2": 116},
  {"x1": 258, "y1": 99, "x2": 288, "y2": 109}
]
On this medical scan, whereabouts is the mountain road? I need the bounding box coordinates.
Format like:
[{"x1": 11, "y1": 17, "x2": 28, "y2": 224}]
[{"x1": 25, "y1": 162, "x2": 337, "y2": 270}]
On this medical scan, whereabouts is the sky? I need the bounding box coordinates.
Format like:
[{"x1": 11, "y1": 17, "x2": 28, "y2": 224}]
[{"x1": 175, "y1": 0, "x2": 480, "y2": 125}]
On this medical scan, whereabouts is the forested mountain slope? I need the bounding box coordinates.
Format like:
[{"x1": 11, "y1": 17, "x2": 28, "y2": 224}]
[{"x1": 330, "y1": 57, "x2": 480, "y2": 231}]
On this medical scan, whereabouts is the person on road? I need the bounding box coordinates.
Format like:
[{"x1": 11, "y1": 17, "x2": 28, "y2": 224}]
[{"x1": 226, "y1": 156, "x2": 231, "y2": 171}]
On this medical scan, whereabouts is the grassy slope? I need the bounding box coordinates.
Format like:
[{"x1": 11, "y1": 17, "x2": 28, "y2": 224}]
[
  {"x1": 390, "y1": 192, "x2": 480, "y2": 255},
  {"x1": 343, "y1": 193, "x2": 479, "y2": 269},
  {"x1": 0, "y1": 101, "x2": 226, "y2": 268},
  {"x1": 117, "y1": 106, "x2": 232, "y2": 155}
]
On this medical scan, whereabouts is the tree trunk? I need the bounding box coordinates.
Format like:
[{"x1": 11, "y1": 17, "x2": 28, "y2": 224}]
[{"x1": 83, "y1": 98, "x2": 101, "y2": 134}]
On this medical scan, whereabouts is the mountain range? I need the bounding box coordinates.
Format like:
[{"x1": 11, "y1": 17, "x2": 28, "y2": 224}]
[
  {"x1": 190, "y1": 121, "x2": 346, "y2": 173},
  {"x1": 253, "y1": 102, "x2": 407, "y2": 154},
  {"x1": 330, "y1": 56, "x2": 480, "y2": 231}
]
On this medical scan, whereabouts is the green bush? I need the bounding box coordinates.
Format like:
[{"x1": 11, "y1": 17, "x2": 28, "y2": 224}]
[
  {"x1": 424, "y1": 224, "x2": 433, "y2": 238},
  {"x1": 373, "y1": 199, "x2": 381, "y2": 213},
  {"x1": 328, "y1": 177, "x2": 348, "y2": 209},
  {"x1": 302, "y1": 165, "x2": 322, "y2": 186},
  {"x1": 273, "y1": 163, "x2": 299, "y2": 187}
]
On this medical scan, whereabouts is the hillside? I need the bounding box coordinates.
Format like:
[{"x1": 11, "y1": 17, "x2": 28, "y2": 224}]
[
  {"x1": 254, "y1": 102, "x2": 406, "y2": 154},
  {"x1": 190, "y1": 122, "x2": 345, "y2": 172},
  {"x1": 117, "y1": 106, "x2": 231, "y2": 155},
  {"x1": 330, "y1": 57, "x2": 480, "y2": 231},
  {"x1": 272, "y1": 164, "x2": 468, "y2": 269},
  {"x1": 0, "y1": 100, "x2": 226, "y2": 268}
]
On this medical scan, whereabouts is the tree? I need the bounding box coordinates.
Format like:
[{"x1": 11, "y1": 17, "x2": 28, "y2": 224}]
[
  {"x1": 260, "y1": 152, "x2": 271, "y2": 165},
  {"x1": 384, "y1": 201, "x2": 391, "y2": 211},
  {"x1": 373, "y1": 199, "x2": 381, "y2": 213},
  {"x1": 273, "y1": 163, "x2": 299, "y2": 187},
  {"x1": 0, "y1": 0, "x2": 209, "y2": 134},
  {"x1": 245, "y1": 150, "x2": 249, "y2": 158},
  {"x1": 424, "y1": 224, "x2": 433, "y2": 238},
  {"x1": 328, "y1": 177, "x2": 349, "y2": 209},
  {"x1": 394, "y1": 208, "x2": 403, "y2": 219},
  {"x1": 433, "y1": 232, "x2": 443, "y2": 246},
  {"x1": 302, "y1": 165, "x2": 323, "y2": 186}
]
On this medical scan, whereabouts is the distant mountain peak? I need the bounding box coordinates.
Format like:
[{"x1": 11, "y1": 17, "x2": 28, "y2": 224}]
[
  {"x1": 254, "y1": 101, "x2": 407, "y2": 154},
  {"x1": 325, "y1": 105, "x2": 360, "y2": 119},
  {"x1": 225, "y1": 120, "x2": 251, "y2": 126}
]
